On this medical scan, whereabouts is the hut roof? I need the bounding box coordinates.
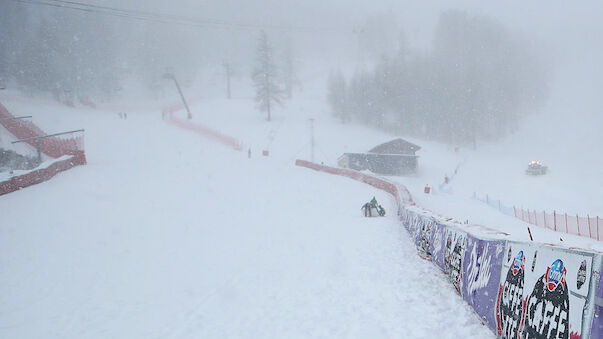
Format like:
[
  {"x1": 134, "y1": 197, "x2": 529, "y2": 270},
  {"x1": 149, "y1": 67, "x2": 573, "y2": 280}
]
[{"x1": 368, "y1": 138, "x2": 421, "y2": 155}]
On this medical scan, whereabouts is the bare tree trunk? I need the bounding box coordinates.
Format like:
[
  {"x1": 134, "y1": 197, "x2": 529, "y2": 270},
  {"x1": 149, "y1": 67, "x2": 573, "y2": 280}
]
[{"x1": 266, "y1": 76, "x2": 271, "y2": 121}]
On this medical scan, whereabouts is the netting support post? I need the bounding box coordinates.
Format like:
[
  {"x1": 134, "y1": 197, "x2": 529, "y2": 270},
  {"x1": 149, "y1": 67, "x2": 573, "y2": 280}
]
[{"x1": 35, "y1": 139, "x2": 41, "y2": 163}]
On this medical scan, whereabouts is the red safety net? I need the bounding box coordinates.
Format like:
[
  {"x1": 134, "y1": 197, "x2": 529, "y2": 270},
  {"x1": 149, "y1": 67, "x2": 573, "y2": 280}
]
[{"x1": 515, "y1": 206, "x2": 600, "y2": 241}]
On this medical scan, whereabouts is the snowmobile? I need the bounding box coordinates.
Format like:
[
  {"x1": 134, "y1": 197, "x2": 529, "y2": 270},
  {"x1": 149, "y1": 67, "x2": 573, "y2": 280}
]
[
  {"x1": 361, "y1": 197, "x2": 386, "y2": 217},
  {"x1": 525, "y1": 160, "x2": 548, "y2": 175}
]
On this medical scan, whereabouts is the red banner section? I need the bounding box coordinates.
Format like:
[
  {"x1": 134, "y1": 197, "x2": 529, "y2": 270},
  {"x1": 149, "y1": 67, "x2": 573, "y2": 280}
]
[
  {"x1": 515, "y1": 207, "x2": 601, "y2": 241},
  {"x1": 163, "y1": 104, "x2": 242, "y2": 151},
  {"x1": 0, "y1": 102, "x2": 86, "y2": 159},
  {"x1": 0, "y1": 154, "x2": 84, "y2": 196},
  {"x1": 0, "y1": 101, "x2": 86, "y2": 195},
  {"x1": 294, "y1": 159, "x2": 414, "y2": 206}
]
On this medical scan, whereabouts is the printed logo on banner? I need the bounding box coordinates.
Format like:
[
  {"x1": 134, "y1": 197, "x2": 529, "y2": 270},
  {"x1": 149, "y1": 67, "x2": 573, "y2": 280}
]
[
  {"x1": 577, "y1": 260, "x2": 587, "y2": 290},
  {"x1": 496, "y1": 250, "x2": 526, "y2": 338},
  {"x1": 522, "y1": 259, "x2": 569, "y2": 339},
  {"x1": 545, "y1": 259, "x2": 566, "y2": 292},
  {"x1": 513, "y1": 251, "x2": 525, "y2": 275},
  {"x1": 467, "y1": 242, "x2": 493, "y2": 295}
]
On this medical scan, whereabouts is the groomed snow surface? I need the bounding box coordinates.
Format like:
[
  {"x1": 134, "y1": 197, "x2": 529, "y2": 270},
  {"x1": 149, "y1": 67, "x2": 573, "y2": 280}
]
[{"x1": 0, "y1": 89, "x2": 494, "y2": 337}]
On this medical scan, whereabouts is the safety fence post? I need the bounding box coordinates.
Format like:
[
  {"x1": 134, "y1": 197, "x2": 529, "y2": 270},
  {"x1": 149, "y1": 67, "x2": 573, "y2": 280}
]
[
  {"x1": 588, "y1": 215, "x2": 592, "y2": 239},
  {"x1": 522, "y1": 208, "x2": 525, "y2": 222},
  {"x1": 565, "y1": 213, "x2": 569, "y2": 233},
  {"x1": 543, "y1": 211, "x2": 547, "y2": 229},
  {"x1": 554, "y1": 210, "x2": 557, "y2": 231},
  {"x1": 577, "y1": 214, "x2": 581, "y2": 236}
]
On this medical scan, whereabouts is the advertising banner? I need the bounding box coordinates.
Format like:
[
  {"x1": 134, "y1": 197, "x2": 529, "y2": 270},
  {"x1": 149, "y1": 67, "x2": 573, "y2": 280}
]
[
  {"x1": 589, "y1": 271, "x2": 603, "y2": 338},
  {"x1": 443, "y1": 227, "x2": 467, "y2": 295},
  {"x1": 496, "y1": 242, "x2": 595, "y2": 339},
  {"x1": 429, "y1": 221, "x2": 448, "y2": 272},
  {"x1": 399, "y1": 208, "x2": 421, "y2": 247},
  {"x1": 461, "y1": 235, "x2": 505, "y2": 330}
]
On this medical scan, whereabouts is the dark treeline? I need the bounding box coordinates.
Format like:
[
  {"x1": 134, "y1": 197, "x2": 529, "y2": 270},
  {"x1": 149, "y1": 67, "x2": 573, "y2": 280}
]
[
  {"x1": 0, "y1": 2, "x2": 217, "y2": 104},
  {"x1": 0, "y1": 2, "x2": 309, "y2": 106},
  {"x1": 328, "y1": 11, "x2": 548, "y2": 145}
]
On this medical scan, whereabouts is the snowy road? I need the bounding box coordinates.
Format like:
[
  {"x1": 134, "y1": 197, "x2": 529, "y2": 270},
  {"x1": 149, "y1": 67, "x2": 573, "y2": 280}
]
[{"x1": 0, "y1": 105, "x2": 493, "y2": 338}]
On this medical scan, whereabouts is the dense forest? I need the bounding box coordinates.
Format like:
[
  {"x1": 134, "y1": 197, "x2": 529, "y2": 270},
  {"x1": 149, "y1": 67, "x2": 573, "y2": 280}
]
[
  {"x1": 0, "y1": 2, "x2": 231, "y2": 103},
  {"x1": 328, "y1": 11, "x2": 548, "y2": 145}
]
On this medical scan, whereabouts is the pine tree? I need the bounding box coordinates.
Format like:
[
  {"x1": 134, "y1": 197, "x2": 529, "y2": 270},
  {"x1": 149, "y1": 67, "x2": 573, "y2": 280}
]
[{"x1": 252, "y1": 31, "x2": 284, "y2": 121}]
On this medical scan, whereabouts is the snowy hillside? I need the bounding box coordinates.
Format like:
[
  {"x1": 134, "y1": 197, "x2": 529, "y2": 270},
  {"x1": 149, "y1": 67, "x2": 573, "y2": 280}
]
[
  {"x1": 1, "y1": 60, "x2": 601, "y2": 337},
  {"x1": 0, "y1": 87, "x2": 495, "y2": 338}
]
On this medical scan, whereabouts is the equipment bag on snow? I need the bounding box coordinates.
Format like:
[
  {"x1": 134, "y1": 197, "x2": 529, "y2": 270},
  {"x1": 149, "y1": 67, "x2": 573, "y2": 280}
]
[{"x1": 361, "y1": 202, "x2": 386, "y2": 217}]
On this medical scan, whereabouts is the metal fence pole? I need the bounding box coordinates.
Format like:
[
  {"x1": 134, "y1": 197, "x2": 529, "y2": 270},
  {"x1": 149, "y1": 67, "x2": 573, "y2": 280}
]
[
  {"x1": 524, "y1": 208, "x2": 528, "y2": 223},
  {"x1": 554, "y1": 210, "x2": 557, "y2": 231},
  {"x1": 543, "y1": 211, "x2": 547, "y2": 229},
  {"x1": 35, "y1": 139, "x2": 41, "y2": 163},
  {"x1": 588, "y1": 215, "x2": 592, "y2": 239},
  {"x1": 523, "y1": 208, "x2": 527, "y2": 222},
  {"x1": 577, "y1": 214, "x2": 581, "y2": 236},
  {"x1": 565, "y1": 213, "x2": 569, "y2": 233}
]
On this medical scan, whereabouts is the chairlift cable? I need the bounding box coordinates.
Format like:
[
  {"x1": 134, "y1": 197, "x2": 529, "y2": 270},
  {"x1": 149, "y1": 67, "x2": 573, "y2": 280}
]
[{"x1": 10, "y1": 0, "x2": 343, "y2": 32}]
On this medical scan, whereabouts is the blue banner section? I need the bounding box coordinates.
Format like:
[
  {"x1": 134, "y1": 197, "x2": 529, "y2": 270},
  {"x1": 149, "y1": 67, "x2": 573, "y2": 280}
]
[
  {"x1": 398, "y1": 204, "x2": 602, "y2": 338},
  {"x1": 462, "y1": 235, "x2": 505, "y2": 330}
]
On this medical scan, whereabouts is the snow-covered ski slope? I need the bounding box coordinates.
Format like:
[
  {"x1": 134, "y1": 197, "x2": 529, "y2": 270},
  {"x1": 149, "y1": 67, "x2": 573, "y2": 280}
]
[
  {"x1": 0, "y1": 59, "x2": 600, "y2": 336},
  {"x1": 163, "y1": 71, "x2": 603, "y2": 252},
  {"x1": 0, "y1": 94, "x2": 493, "y2": 337}
]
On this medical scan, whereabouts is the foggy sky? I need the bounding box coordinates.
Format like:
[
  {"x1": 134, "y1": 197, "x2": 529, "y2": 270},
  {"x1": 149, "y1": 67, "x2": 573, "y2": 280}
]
[
  {"x1": 3, "y1": 0, "x2": 601, "y2": 126},
  {"x1": 105, "y1": 0, "x2": 603, "y2": 54}
]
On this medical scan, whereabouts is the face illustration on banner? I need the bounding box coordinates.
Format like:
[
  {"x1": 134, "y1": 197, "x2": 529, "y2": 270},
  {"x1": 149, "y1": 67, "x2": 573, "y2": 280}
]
[
  {"x1": 522, "y1": 259, "x2": 569, "y2": 339},
  {"x1": 497, "y1": 250, "x2": 525, "y2": 338}
]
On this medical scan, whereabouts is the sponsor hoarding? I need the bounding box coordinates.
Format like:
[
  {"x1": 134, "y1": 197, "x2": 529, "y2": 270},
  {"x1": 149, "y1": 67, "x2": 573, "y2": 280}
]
[
  {"x1": 462, "y1": 235, "x2": 505, "y2": 330},
  {"x1": 496, "y1": 242, "x2": 595, "y2": 339}
]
